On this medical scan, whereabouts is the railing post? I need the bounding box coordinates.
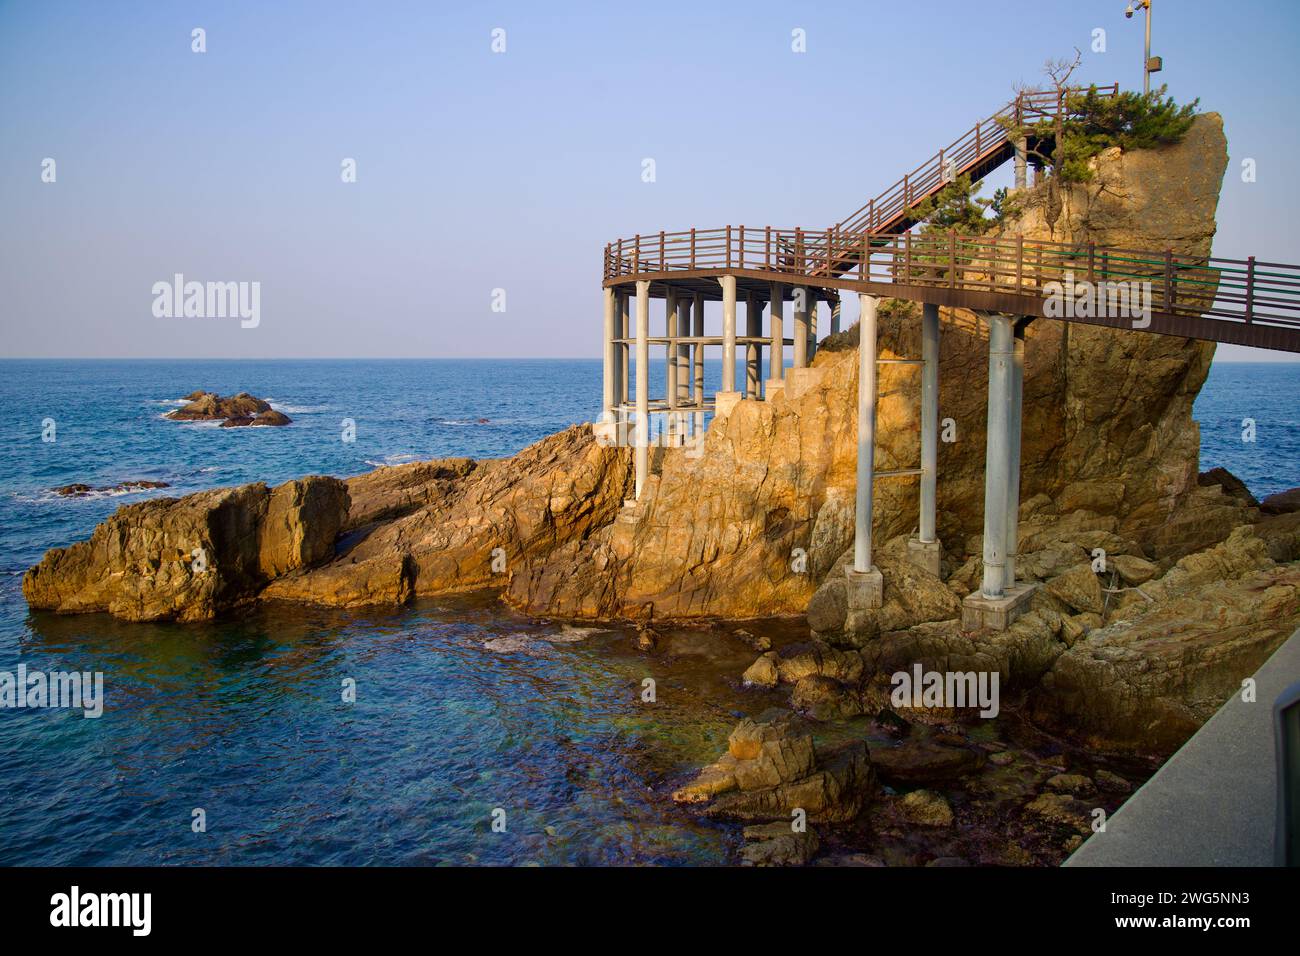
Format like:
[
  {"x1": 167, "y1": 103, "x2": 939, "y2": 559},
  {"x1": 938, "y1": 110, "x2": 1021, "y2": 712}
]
[
  {"x1": 868, "y1": 198, "x2": 874, "y2": 231},
  {"x1": 860, "y1": 235, "x2": 867, "y2": 278},
  {"x1": 795, "y1": 227, "x2": 803, "y2": 273},
  {"x1": 765, "y1": 226, "x2": 771, "y2": 270},
  {"x1": 634, "y1": 234, "x2": 641, "y2": 273},
  {"x1": 726, "y1": 225, "x2": 732, "y2": 269},
  {"x1": 690, "y1": 228, "x2": 696, "y2": 269},
  {"x1": 1088, "y1": 242, "x2": 1095, "y2": 283},
  {"x1": 659, "y1": 230, "x2": 665, "y2": 270},
  {"x1": 975, "y1": 122, "x2": 981, "y2": 158},
  {"x1": 739, "y1": 225, "x2": 745, "y2": 270},
  {"x1": 903, "y1": 173, "x2": 909, "y2": 209},
  {"x1": 1245, "y1": 256, "x2": 1256, "y2": 323},
  {"x1": 1016, "y1": 235, "x2": 1024, "y2": 289},
  {"x1": 905, "y1": 231, "x2": 913, "y2": 284},
  {"x1": 949, "y1": 230, "x2": 957, "y2": 289}
]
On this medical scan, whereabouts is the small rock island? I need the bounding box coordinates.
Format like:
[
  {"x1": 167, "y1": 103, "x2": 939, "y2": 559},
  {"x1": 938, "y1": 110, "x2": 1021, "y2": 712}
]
[{"x1": 165, "y1": 391, "x2": 292, "y2": 427}]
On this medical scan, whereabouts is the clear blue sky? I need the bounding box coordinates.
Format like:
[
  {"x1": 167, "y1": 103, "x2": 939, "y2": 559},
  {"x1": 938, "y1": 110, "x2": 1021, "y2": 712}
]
[{"x1": 2, "y1": 0, "x2": 1298, "y2": 360}]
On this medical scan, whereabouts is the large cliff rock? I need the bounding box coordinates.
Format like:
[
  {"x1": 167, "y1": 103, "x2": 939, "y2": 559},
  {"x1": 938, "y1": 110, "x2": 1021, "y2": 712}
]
[{"x1": 507, "y1": 115, "x2": 1231, "y2": 621}]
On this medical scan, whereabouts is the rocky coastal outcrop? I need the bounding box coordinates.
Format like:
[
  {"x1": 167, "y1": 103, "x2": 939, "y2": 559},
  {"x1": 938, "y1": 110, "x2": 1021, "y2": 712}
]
[
  {"x1": 166, "y1": 391, "x2": 291, "y2": 426},
  {"x1": 24, "y1": 425, "x2": 632, "y2": 620},
  {"x1": 23, "y1": 477, "x2": 347, "y2": 622}
]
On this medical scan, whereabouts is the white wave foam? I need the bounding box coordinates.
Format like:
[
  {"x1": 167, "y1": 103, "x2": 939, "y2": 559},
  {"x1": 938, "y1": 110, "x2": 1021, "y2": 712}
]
[
  {"x1": 542, "y1": 625, "x2": 606, "y2": 643},
  {"x1": 481, "y1": 635, "x2": 546, "y2": 654},
  {"x1": 269, "y1": 403, "x2": 330, "y2": 414}
]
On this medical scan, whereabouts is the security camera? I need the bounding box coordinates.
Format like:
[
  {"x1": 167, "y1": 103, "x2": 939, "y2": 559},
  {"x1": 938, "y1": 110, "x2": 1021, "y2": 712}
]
[{"x1": 1125, "y1": 4, "x2": 1134, "y2": 17}]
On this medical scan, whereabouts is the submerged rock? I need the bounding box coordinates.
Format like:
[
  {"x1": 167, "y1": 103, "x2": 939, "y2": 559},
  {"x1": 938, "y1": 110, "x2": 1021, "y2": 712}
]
[
  {"x1": 52, "y1": 480, "x2": 170, "y2": 497},
  {"x1": 740, "y1": 821, "x2": 820, "y2": 866}
]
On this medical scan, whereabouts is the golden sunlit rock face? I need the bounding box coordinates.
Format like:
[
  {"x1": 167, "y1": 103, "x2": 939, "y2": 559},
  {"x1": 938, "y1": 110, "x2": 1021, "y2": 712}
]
[{"x1": 508, "y1": 115, "x2": 1232, "y2": 622}]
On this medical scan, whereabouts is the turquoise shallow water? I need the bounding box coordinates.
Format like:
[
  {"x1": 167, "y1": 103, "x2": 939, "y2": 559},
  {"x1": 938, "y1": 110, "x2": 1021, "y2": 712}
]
[{"x1": 0, "y1": 358, "x2": 1295, "y2": 865}]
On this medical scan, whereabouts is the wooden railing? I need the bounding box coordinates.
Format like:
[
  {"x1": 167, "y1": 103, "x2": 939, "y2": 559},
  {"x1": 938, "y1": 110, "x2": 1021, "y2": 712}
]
[
  {"x1": 602, "y1": 228, "x2": 1300, "y2": 335},
  {"x1": 831, "y1": 85, "x2": 1120, "y2": 238}
]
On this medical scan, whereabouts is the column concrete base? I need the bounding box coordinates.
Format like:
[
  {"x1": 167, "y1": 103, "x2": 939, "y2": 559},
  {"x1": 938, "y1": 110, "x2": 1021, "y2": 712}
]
[
  {"x1": 593, "y1": 419, "x2": 619, "y2": 446},
  {"x1": 906, "y1": 537, "x2": 942, "y2": 578},
  {"x1": 845, "y1": 565, "x2": 884, "y2": 611},
  {"x1": 782, "y1": 367, "x2": 825, "y2": 401},
  {"x1": 961, "y1": 583, "x2": 1037, "y2": 632},
  {"x1": 764, "y1": 379, "x2": 785, "y2": 400},
  {"x1": 714, "y1": 390, "x2": 743, "y2": 418}
]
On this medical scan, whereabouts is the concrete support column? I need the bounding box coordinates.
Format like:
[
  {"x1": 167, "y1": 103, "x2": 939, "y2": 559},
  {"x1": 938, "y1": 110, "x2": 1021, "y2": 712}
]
[
  {"x1": 847, "y1": 293, "x2": 883, "y2": 611},
  {"x1": 602, "y1": 287, "x2": 616, "y2": 416},
  {"x1": 793, "y1": 288, "x2": 810, "y2": 368},
  {"x1": 665, "y1": 290, "x2": 678, "y2": 417},
  {"x1": 808, "y1": 296, "x2": 818, "y2": 361},
  {"x1": 745, "y1": 292, "x2": 762, "y2": 399},
  {"x1": 1004, "y1": 329, "x2": 1025, "y2": 590},
  {"x1": 634, "y1": 280, "x2": 651, "y2": 500},
  {"x1": 830, "y1": 297, "x2": 842, "y2": 335},
  {"x1": 619, "y1": 293, "x2": 630, "y2": 406},
  {"x1": 919, "y1": 303, "x2": 940, "y2": 541},
  {"x1": 716, "y1": 276, "x2": 740, "y2": 415},
  {"x1": 676, "y1": 299, "x2": 691, "y2": 412},
  {"x1": 692, "y1": 293, "x2": 705, "y2": 434},
  {"x1": 1014, "y1": 137, "x2": 1028, "y2": 191},
  {"x1": 962, "y1": 312, "x2": 1036, "y2": 630},
  {"x1": 907, "y1": 302, "x2": 942, "y2": 577},
  {"x1": 979, "y1": 313, "x2": 1013, "y2": 598},
  {"x1": 767, "y1": 282, "x2": 785, "y2": 391}
]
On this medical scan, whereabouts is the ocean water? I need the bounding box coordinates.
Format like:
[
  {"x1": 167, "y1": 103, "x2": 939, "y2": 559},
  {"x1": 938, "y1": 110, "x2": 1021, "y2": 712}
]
[
  {"x1": 0, "y1": 358, "x2": 1295, "y2": 865},
  {"x1": 1192, "y1": 362, "x2": 1300, "y2": 499}
]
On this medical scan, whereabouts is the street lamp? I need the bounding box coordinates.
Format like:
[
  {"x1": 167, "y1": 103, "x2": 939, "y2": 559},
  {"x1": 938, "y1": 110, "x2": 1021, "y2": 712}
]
[{"x1": 1124, "y1": 1, "x2": 1162, "y2": 94}]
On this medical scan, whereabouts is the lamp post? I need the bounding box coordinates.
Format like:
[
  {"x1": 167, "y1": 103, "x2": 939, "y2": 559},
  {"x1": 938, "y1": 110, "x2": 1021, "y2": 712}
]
[{"x1": 1124, "y1": 1, "x2": 1161, "y2": 95}]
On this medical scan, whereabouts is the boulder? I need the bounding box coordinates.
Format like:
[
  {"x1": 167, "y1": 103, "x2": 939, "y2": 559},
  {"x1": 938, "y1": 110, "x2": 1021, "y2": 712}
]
[
  {"x1": 897, "y1": 789, "x2": 954, "y2": 827},
  {"x1": 869, "y1": 739, "x2": 984, "y2": 786},
  {"x1": 1198, "y1": 467, "x2": 1258, "y2": 506},
  {"x1": 1261, "y1": 487, "x2": 1300, "y2": 516},
  {"x1": 676, "y1": 710, "x2": 875, "y2": 824},
  {"x1": 740, "y1": 822, "x2": 820, "y2": 867},
  {"x1": 23, "y1": 483, "x2": 270, "y2": 622},
  {"x1": 221, "y1": 409, "x2": 292, "y2": 427},
  {"x1": 1044, "y1": 563, "x2": 1104, "y2": 615}
]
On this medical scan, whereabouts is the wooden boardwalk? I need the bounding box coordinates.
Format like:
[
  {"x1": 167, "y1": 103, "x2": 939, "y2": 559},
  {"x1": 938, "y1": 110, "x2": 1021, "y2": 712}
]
[{"x1": 602, "y1": 88, "x2": 1300, "y2": 353}]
